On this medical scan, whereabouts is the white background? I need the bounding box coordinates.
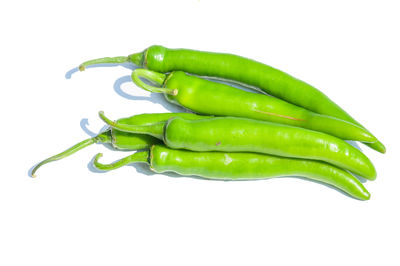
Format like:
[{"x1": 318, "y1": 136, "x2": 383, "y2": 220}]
[{"x1": 1, "y1": 0, "x2": 399, "y2": 265}]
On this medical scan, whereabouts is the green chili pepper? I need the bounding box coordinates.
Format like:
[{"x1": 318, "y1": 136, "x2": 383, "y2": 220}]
[
  {"x1": 92, "y1": 144, "x2": 370, "y2": 201},
  {"x1": 79, "y1": 45, "x2": 385, "y2": 153},
  {"x1": 30, "y1": 112, "x2": 208, "y2": 177},
  {"x1": 131, "y1": 68, "x2": 375, "y2": 143},
  {"x1": 118, "y1": 111, "x2": 208, "y2": 125},
  {"x1": 99, "y1": 112, "x2": 376, "y2": 180}
]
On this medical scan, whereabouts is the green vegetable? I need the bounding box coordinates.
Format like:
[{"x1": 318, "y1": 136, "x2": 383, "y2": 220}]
[
  {"x1": 93, "y1": 144, "x2": 371, "y2": 201},
  {"x1": 132, "y1": 68, "x2": 375, "y2": 142},
  {"x1": 100, "y1": 112, "x2": 376, "y2": 180},
  {"x1": 78, "y1": 45, "x2": 385, "y2": 153},
  {"x1": 30, "y1": 113, "x2": 208, "y2": 177}
]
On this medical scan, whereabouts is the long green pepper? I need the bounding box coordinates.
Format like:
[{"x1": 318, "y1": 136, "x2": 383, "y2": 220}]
[
  {"x1": 132, "y1": 69, "x2": 375, "y2": 142},
  {"x1": 93, "y1": 144, "x2": 370, "y2": 201}
]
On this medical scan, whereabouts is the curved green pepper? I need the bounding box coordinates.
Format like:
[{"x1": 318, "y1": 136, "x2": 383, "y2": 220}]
[
  {"x1": 92, "y1": 144, "x2": 371, "y2": 201},
  {"x1": 132, "y1": 69, "x2": 375, "y2": 143}
]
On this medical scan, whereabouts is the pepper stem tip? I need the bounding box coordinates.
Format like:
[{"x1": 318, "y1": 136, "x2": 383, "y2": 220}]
[
  {"x1": 94, "y1": 153, "x2": 103, "y2": 161},
  {"x1": 98, "y1": 111, "x2": 116, "y2": 127}
]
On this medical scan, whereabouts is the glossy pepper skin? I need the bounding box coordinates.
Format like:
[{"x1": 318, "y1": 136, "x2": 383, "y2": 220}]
[
  {"x1": 132, "y1": 69, "x2": 375, "y2": 143},
  {"x1": 138, "y1": 45, "x2": 385, "y2": 153},
  {"x1": 30, "y1": 112, "x2": 207, "y2": 177},
  {"x1": 114, "y1": 112, "x2": 208, "y2": 149},
  {"x1": 100, "y1": 113, "x2": 376, "y2": 180},
  {"x1": 79, "y1": 45, "x2": 384, "y2": 153},
  {"x1": 117, "y1": 112, "x2": 207, "y2": 125},
  {"x1": 93, "y1": 144, "x2": 370, "y2": 201}
]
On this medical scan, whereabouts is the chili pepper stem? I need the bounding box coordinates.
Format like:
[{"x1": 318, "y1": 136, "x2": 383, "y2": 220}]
[
  {"x1": 78, "y1": 56, "x2": 129, "y2": 71},
  {"x1": 131, "y1": 69, "x2": 177, "y2": 95},
  {"x1": 30, "y1": 132, "x2": 111, "y2": 177},
  {"x1": 99, "y1": 111, "x2": 165, "y2": 139},
  {"x1": 93, "y1": 151, "x2": 149, "y2": 171},
  {"x1": 78, "y1": 50, "x2": 145, "y2": 71}
]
